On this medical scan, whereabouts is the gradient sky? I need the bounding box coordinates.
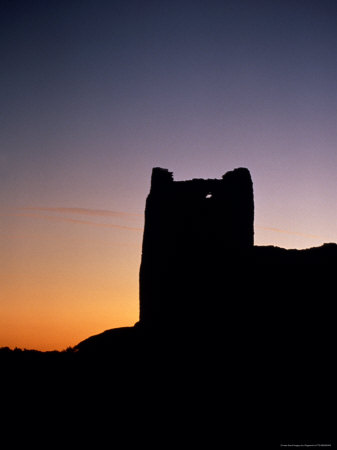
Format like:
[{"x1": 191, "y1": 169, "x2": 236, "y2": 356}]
[{"x1": 1, "y1": 0, "x2": 336, "y2": 350}]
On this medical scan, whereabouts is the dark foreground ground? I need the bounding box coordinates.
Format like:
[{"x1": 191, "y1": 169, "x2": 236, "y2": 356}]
[
  {"x1": 2, "y1": 244, "x2": 336, "y2": 449},
  {"x1": 1, "y1": 330, "x2": 334, "y2": 449}
]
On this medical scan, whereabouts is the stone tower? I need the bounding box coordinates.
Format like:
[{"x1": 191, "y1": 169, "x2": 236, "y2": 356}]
[{"x1": 139, "y1": 167, "x2": 254, "y2": 328}]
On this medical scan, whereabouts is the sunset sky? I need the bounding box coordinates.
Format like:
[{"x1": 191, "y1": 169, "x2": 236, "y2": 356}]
[{"x1": 1, "y1": 0, "x2": 336, "y2": 350}]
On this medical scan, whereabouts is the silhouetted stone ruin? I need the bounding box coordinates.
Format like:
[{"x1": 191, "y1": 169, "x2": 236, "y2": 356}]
[
  {"x1": 67, "y1": 166, "x2": 336, "y2": 448},
  {"x1": 133, "y1": 167, "x2": 335, "y2": 444},
  {"x1": 139, "y1": 167, "x2": 254, "y2": 329}
]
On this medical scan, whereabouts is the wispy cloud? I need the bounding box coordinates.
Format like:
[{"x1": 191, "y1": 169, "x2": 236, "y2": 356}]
[
  {"x1": 20, "y1": 207, "x2": 142, "y2": 218},
  {"x1": 15, "y1": 212, "x2": 143, "y2": 231},
  {"x1": 3, "y1": 207, "x2": 144, "y2": 231},
  {"x1": 256, "y1": 225, "x2": 320, "y2": 239}
]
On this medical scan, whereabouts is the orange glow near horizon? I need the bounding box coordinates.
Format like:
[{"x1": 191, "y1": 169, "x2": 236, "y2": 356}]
[
  {"x1": 0, "y1": 276, "x2": 139, "y2": 351},
  {"x1": 0, "y1": 213, "x2": 141, "y2": 351},
  {"x1": 0, "y1": 206, "x2": 331, "y2": 351}
]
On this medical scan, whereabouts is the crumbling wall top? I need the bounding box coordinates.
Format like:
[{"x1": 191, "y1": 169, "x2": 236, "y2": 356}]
[{"x1": 150, "y1": 168, "x2": 173, "y2": 192}]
